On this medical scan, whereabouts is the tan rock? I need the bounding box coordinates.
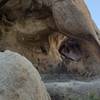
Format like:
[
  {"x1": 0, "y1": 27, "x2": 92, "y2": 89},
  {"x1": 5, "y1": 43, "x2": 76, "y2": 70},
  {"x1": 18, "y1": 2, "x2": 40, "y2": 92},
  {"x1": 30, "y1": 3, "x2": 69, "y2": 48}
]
[{"x1": 35, "y1": 0, "x2": 100, "y2": 46}]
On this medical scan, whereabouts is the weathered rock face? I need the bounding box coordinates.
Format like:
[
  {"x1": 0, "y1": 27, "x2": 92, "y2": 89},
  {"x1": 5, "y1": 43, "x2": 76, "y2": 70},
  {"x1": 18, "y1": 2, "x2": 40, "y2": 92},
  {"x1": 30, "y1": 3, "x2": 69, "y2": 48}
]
[
  {"x1": 35, "y1": 0, "x2": 100, "y2": 46},
  {"x1": 59, "y1": 38, "x2": 100, "y2": 76},
  {"x1": 0, "y1": 1, "x2": 100, "y2": 100},
  {"x1": 0, "y1": 0, "x2": 32, "y2": 20},
  {"x1": 0, "y1": 0, "x2": 100, "y2": 76},
  {"x1": 0, "y1": 50, "x2": 51, "y2": 100},
  {"x1": 0, "y1": 0, "x2": 65, "y2": 73},
  {"x1": 0, "y1": 17, "x2": 65, "y2": 73}
]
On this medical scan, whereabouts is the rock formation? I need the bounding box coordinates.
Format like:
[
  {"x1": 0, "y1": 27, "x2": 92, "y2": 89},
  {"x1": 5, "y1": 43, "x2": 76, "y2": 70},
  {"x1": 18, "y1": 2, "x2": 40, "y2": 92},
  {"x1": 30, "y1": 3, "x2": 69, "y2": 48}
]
[
  {"x1": 0, "y1": 0, "x2": 100, "y2": 75},
  {"x1": 0, "y1": 1, "x2": 100, "y2": 100},
  {"x1": 0, "y1": 50, "x2": 51, "y2": 100},
  {"x1": 34, "y1": 0, "x2": 100, "y2": 46}
]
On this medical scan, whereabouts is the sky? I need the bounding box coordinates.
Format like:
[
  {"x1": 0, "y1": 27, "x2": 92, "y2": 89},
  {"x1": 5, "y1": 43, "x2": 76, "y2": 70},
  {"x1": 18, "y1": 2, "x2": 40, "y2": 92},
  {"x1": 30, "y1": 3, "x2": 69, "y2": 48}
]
[{"x1": 85, "y1": 0, "x2": 100, "y2": 28}]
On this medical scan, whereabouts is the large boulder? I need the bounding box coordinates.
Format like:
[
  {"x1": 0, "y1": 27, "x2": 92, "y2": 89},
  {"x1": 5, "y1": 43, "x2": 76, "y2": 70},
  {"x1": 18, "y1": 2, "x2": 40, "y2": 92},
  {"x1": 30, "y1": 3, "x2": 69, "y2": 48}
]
[
  {"x1": 0, "y1": 0, "x2": 100, "y2": 76},
  {"x1": 35, "y1": 0, "x2": 100, "y2": 46},
  {"x1": 0, "y1": 50, "x2": 51, "y2": 100}
]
